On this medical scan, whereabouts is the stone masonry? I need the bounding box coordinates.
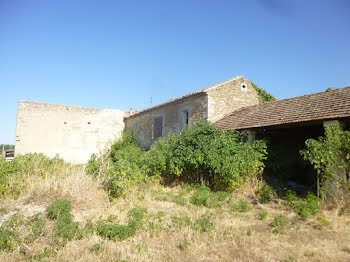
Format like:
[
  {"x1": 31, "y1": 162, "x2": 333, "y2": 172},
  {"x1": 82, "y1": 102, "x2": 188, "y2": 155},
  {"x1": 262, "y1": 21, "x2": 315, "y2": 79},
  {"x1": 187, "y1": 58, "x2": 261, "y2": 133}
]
[{"x1": 15, "y1": 101, "x2": 126, "y2": 164}]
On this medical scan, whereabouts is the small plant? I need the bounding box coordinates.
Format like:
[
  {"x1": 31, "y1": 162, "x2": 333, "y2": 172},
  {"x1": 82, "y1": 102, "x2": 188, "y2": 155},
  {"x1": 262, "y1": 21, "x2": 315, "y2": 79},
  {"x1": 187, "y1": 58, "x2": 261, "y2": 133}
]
[
  {"x1": 317, "y1": 215, "x2": 331, "y2": 227},
  {"x1": 0, "y1": 226, "x2": 20, "y2": 251},
  {"x1": 2, "y1": 213, "x2": 24, "y2": 229},
  {"x1": 257, "y1": 185, "x2": 273, "y2": 204},
  {"x1": 190, "y1": 186, "x2": 211, "y2": 206},
  {"x1": 46, "y1": 199, "x2": 72, "y2": 220},
  {"x1": 91, "y1": 242, "x2": 104, "y2": 253},
  {"x1": 171, "y1": 214, "x2": 192, "y2": 228},
  {"x1": 55, "y1": 212, "x2": 80, "y2": 246},
  {"x1": 193, "y1": 212, "x2": 216, "y2": 233},
  {"x1": 239, "y1": 199, "x2": 251, "y2": 212},
  {"x1": 270, "y1": 215, "x2": 287, "y2": 234},
  {"x1": 285, "y1": 190, "x2": 319, "y2": 220},
  {"x1": 179, "y1": 238, "x2": 190, "y2": 250},
  {"x1": 24, "y1": 213, "x2": 47, "y2": 243},
  {"x1": 259, "y1": 209, "x2": 269, "y2": 220},
  {"x1": 230, "y1": 203, "x2": 239, "y2": 212}
]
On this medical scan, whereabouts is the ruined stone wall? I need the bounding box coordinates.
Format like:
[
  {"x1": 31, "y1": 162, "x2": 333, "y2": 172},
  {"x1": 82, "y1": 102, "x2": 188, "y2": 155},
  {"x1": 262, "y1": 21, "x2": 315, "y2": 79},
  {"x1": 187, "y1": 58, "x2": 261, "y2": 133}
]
[
  {"x1": 15, "y1": 101, "x2": 126, "y2": 164},
  {"x1": 124, "y1": 94, "x2": 208, "y2": 148},
  {"x1": 206, "y1": 76, "x2": 260, "y2": 123}
]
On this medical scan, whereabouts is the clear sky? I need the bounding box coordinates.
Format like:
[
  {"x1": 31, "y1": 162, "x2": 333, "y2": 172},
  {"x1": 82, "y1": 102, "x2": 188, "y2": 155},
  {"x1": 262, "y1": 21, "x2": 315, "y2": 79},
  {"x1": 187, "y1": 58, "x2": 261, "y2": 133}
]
[{"x1": 0, "y1": 0, "x2": 349, "y2": 144}]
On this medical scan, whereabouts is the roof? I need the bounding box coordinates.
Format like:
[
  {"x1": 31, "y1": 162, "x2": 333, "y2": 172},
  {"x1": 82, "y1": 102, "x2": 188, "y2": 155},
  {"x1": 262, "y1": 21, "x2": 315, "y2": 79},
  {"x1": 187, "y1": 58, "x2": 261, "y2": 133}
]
[
  {"x1": 215, "y1": 86, "x2": 350, "y2": 130},
  {"x1": 126, "y1": 76, "x2": 246, "y2": 118}
]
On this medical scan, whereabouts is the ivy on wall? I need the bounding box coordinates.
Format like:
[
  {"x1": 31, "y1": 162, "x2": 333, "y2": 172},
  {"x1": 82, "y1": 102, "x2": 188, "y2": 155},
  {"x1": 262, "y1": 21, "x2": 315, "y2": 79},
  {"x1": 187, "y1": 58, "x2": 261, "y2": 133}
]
[{"x1": 250, "y1": 81, "x2": 278, "y2": 103}]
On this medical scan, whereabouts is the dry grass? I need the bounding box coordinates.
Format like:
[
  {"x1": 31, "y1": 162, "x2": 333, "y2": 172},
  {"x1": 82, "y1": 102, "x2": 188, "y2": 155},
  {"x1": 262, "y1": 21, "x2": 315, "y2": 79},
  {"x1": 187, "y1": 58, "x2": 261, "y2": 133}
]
[{"x1": 0, "y1": 168, "x2": 350, "y2": 262}]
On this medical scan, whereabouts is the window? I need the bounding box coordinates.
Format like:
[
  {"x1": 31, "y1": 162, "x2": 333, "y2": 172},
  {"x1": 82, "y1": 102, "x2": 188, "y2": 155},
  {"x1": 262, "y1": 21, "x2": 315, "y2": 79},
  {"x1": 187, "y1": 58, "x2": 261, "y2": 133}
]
[
  {"x1": 180, "y1": 110, "x2": 189, "y2": 130},
  {"x1": 152, "y1": 116, "x2": 163, "y2": 139}
]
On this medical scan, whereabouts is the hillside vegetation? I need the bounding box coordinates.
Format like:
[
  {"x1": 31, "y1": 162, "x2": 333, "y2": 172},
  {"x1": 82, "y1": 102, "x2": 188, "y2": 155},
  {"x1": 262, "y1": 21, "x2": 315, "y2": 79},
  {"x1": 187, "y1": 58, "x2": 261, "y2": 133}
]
[{"x1": 0, "y1": 121, "x2": 349, "y2": 261}]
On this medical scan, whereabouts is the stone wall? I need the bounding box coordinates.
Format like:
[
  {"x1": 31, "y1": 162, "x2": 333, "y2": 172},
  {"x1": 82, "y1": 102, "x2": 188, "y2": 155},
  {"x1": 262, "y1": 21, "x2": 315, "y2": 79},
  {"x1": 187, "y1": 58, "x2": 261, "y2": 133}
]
[
  {"x1": 206, "y1": 76, "x2": 260, "y2": 123},
  {"x1": 124, "y1": 94, "x2": 208, "y2": 148},
  {"x1": 15, "y1": 101, "x2": 126, "y2": 164}
]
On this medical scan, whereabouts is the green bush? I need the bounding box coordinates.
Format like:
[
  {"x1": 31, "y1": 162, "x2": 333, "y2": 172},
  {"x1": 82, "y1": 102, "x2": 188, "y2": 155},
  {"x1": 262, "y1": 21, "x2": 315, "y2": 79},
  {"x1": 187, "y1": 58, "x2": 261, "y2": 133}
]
[
  {"x1": 300, "y1": 122, "x2": 350, "y2": 199},
  {"x1": 46, "y1": 199, "x2": 72, "y2": 220},
  {"x1": 145, "y1": 121, "x2": 268, "y2": 191},
  {"x1": 87, "y1": 131, "x2": 147, "y2": 198}
]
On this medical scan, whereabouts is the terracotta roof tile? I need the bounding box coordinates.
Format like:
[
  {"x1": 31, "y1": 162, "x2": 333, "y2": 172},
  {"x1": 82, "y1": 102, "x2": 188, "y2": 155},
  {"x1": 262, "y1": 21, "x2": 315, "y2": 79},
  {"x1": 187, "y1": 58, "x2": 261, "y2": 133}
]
[{"x1": 215, "y1": 86, "x2": 350, "y2": 130}]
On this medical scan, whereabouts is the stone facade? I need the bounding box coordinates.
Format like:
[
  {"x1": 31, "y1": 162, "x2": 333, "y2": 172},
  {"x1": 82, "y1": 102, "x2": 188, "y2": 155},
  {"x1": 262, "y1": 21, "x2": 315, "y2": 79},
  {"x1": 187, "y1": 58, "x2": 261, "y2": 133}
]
[
  {"x1": 206, "y1": 76, "x2": 259, "y2": 122},
  {"x1": 125, "y1": 93, "x2": 208, "y2": 149},
  {"x1": 15, "y1": 75, "x2": 260, "y2": 162},
  {"x1": 15, "y1": 101, "x2": 126, "y2": 164},
  {"x1": 125, "y1": 76, "x2": 259, "y2": 148}
]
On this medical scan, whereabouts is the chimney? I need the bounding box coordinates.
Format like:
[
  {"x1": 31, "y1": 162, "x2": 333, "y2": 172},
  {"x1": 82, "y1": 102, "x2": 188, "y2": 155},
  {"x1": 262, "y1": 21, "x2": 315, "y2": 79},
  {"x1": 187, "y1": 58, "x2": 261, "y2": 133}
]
[{"x1": 130, "y1": 107, "x2": 135, "y2": 114}]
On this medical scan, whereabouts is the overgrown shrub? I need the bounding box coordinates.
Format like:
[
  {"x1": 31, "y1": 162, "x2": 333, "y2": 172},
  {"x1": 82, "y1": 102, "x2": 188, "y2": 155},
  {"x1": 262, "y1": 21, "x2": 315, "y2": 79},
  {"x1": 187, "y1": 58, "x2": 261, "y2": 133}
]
[
  {"x1": 300, "y1": 121, "x2": 350, "y2": 199},
  {"x1": 0, "y1": 153, "x2": 69, "y2": 199},
  {"x1": 86, "y1": 131, "x2": 147, "y2": 198},
  {"x1": 270, "y1": 215, "x2": 287, "y2": 234},
  {"x1": 145, "y1": 121, "x2": 268, "y2": 191}
]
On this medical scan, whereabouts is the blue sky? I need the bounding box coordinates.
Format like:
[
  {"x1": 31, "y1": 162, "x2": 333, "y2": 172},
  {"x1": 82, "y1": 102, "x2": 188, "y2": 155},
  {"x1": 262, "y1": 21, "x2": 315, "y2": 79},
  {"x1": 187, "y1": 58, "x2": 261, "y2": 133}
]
[{"x1": 0, "y1": 0, "x2": 349, "y2": 144}]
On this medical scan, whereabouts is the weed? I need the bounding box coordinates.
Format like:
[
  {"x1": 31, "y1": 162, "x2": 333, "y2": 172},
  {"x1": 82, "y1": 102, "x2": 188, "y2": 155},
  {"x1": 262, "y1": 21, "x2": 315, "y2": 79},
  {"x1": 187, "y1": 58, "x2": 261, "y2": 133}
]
[
  {"x1": 179, "y1": 238, "x2": 190, "y2": 251},
  {"x1": 171, "y1": 214, "x2": 192, "y2": 228},
  {"x1": 257, "y1": 185, "x2": 273, "y2": 204},
  {"x1": 270, "y1": 215, "x2": 288, "y2": 234},
  {"x1": 230, "y1": 203, "x2": 239, "y2": 212},
  {"x1": 190, "y1": 186, "x2": 211, "y2": 206},
  {"x1": 317, "y1": 215, "x2": 331, "y2": 227},
  {"x1": 285, "y1": 190, "x2": 319, "y2": 220},
  {"x1": 46, "y1": 199, "x2": 72, "y2": 220},
  {"x1": 55, "y1": 212, "x2": 80, "y2": 246},
  {"x1": 193, "y1": 212, "x2": 216, "y2": 233},
  {"x1": 25, "y1": 213, "x2": 46, "y2": 244},
  {"x1": 259, "y1": 209, "x2": 269, "y2": 220},
  {"x1": 0, "y1": 226, "x2": 20, "y2": 251},
  {"x1": 90, "y1": 242, "x2": 104, "y2": 253},
  {"x1": 239, "y1": 199, "x2": 251, "y2": 212}
]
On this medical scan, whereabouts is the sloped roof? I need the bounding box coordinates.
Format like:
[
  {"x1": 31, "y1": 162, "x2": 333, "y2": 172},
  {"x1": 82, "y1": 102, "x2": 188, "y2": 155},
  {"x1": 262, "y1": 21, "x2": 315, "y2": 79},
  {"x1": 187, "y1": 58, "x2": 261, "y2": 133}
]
[
  {"x1": 215, "y1": 86, "x2": 350, "y2": 130},
  {"x1": 126, "y1": 76, "x2": 245, "y2": 118}
]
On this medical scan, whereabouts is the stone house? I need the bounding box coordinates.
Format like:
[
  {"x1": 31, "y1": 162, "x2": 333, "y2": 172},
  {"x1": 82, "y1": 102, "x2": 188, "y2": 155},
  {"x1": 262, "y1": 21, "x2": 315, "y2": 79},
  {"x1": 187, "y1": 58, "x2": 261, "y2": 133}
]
[
  {"x1": 124, "y1": 75, "x2": 260, "y2": 149},
  {"x1": 14, "y1": 75, "x2": 260, "y2": 163}
]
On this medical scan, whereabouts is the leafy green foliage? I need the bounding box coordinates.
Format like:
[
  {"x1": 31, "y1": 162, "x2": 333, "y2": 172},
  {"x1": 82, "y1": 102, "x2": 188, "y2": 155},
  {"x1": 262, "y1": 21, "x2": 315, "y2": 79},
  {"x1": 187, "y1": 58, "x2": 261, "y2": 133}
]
[
  {"x1": 250, "y1": 81, "x2": 277, "y2": 103},
  {"x1": 0, "y1": 153, "x2": 69, "y2": 199},
  {"x1": 24, "y1": 213, "x2": 47, "y2": 244},
  {"x1": 259, "y1": 209, "x2": 269, "y2": 220},
  {"x1": 257, "y1": 185, "x2": 273, "y2": 204},
  {"x1": 96, "y1": 207, "x2": 147, "y2": 241},
  {"x1": 193, "y1": 212, "x2": 216, "y2": 233},
  {"x1": 46, "y1": 199, "x2": 72, "y2": 220},
  {"x1": 300, "y1": 121, "x2": 350, "y2": 199},
  {"x1": 0, "y1": 226, "x2": 20, "y2": 251},
  {"x1": 230, "y1": 199, "x2": 252, "y2": 213},
  {"x1": 86, "y1": 131, "x2": 147, "y2": 198},
  {"x1": 270, "y1": 215, "x2": 287, "y2": 234},
  {"x1": 145, "y1": 121, "x2": 268, "y2": 191},
  {"x1": 285, "y1": 190, "x2": 319, "y2": 220}
]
